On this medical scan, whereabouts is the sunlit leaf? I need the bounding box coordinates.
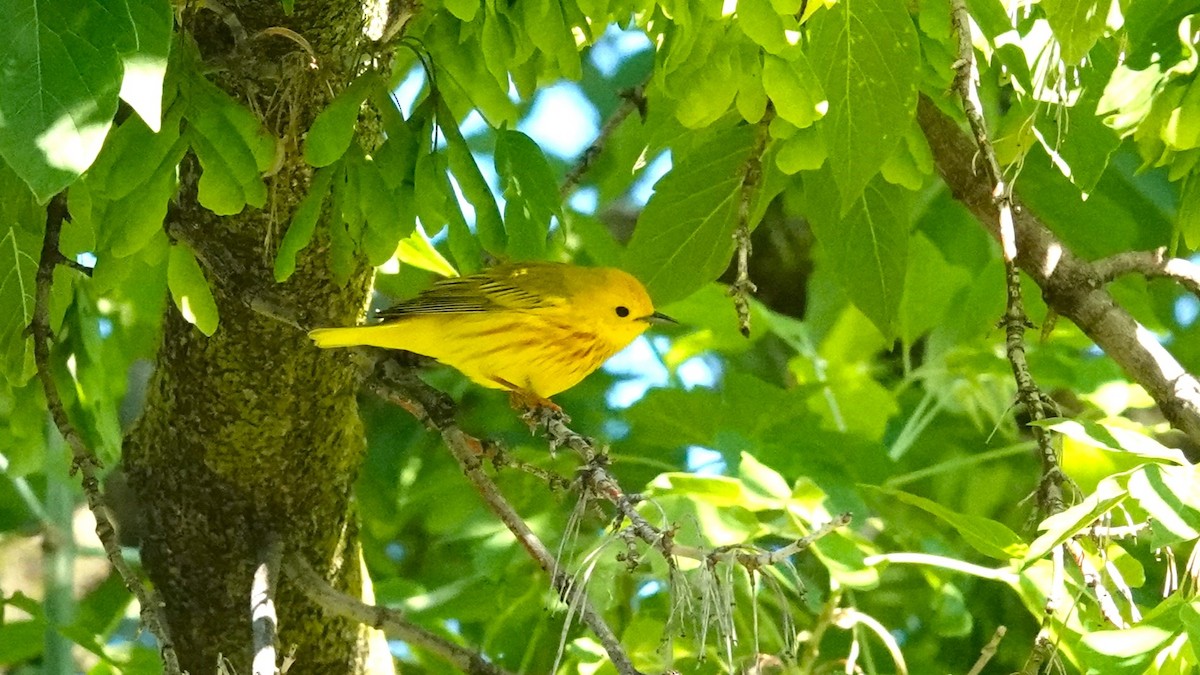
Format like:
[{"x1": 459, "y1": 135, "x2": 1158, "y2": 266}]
[
  {"x1": 808, "y1": 0, "x2": 920, "y2": 210},
  {"x1": 625, "y1": 126, "x2": 755, "y2": 304},
  {"x1": 167, "y1": 242, "x2": 218, "y2": 336}
]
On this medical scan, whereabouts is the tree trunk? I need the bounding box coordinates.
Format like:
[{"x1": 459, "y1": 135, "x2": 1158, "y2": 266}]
[{"x1": 122, "y1": 2, "x2": 391, "y2": 671}]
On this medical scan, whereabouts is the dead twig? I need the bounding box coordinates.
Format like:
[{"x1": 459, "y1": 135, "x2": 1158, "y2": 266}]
[
  {"x1": 949, "y1": 0, "x2": 1065, "y2": 517},
  {"x1": 285, "y1": 556, "x2": 513, "y2": 675},
  {"x1": 966, "y1": 625, "x2": 1007, "y2": 675},
  {"x1": 30, "y1": 194, "x2": 181, "y2": 675},
  {"x1": 729, "y1": 109, "x2": 773, "y2": 338}
]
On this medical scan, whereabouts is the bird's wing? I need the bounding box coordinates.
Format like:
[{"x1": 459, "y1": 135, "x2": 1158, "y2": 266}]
[{"x1": 375, "y1": 264, "x2": 567, "y2": 320}]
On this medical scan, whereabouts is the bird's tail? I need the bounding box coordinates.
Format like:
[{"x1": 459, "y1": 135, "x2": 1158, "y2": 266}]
[{"x1": 309, "y1": 326, "x2": 376, "y2": 348}]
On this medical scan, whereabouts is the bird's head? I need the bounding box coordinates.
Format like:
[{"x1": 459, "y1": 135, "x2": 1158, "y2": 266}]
[{"x1": 571, "y1": 267, "x2": 676, "y2": 350}]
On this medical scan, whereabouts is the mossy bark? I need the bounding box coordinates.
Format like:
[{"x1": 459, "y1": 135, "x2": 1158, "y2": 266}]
[{"x1": 122, "y1": 1, "x2": 393, "y2": 672}]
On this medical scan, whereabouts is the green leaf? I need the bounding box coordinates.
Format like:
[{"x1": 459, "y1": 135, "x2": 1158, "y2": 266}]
[
  {"x1": 357, "y1": 154, "x2": 413, "y2": 266},
  {"x1": 167, "y1": 242, "x2": 219, "y2": 336},
  {"x1": 674, "y1": 38, "x2": 740, "y2": 129},
  {"x1": 414, "y1": 151, "x2": 449, "y2": 234},
  {"x1": 880, "y1": 123, "x2": 934, "y2": 191},
  {"x1": 72, "y1": 111, "x2": 186, "y2": 259},
  {"x1": 0, "y1": 619, "x2": 44, "y2": 664},
  {"x1": 805, "y1": 171, "x2": 909, "y2": 340},
  {"x1": 415, "y1": 146, "x2": 482, "y2": 274},
  {"x1": 326, "y1": 169, "x2": 357, "y2": 284},
  {"x1": 0, "y1": 167, "x2": 44, "y2": 386},
  {"x1": 1182, "y1": 600, "x2": 1200, "y2": 653},
  {"x1": 1126, "y1": 463, "x2": 1200, "y2": 547},
  {"x1": 189, "y1": 128, "x2": 256, "y2": 215},
  {"x1": 84, "y1": 106, "x2": 184, "y2": 203},
  {"x1": 867, "y1": 487, "x2": 1026, "y2": 560},
  {"x1": 440, "y1": 108, "x2": 506, "y2": 256},
  {"x1": 480, "y1": 8, "x2": 516, "y2": 91},
  {"x1": 423, "y1": 16, "x2": 519, "y2": 125},
  {"x1": 1079, "y1": 597, "x2": 1187, "y2": 675},
  {"x1": 1040, "y1": 418, "x2": 1190, "y2": 464},
  {"x1": 1024, "y1": 475, "x2": 1129, "y2": 565},
  {"x1": 962, "y1": 0, "x2": 1014, "y2": 40},
  {"x1": 113, "y1": 0, "x2": 173, "y2": 132},
  {"x1": 0, "y1": 0, "x2": 122, "y2": 200},
  {"x1": 445, "y1": 0, "x2": 480, "y2": 21},
  {"x1": 735, "y1": 42, "x2": 769, "y2": 123},
  {"x1": 274, "y1": 164, "x2": 336, "y2": 282},
  {"x1": 775, "y1": 125, "x2": 827, "y2": 174},
  {"x1": 396, "y1": 226, "x2": 459, "y2": 277},
  {"x1": 1124, "y1": 0, "x2": 1198, "y2": 69},
  {"x1": 520, "y1": 0, "x2": 580, "y2": 80},
  {"x1": 1180, "y1": 173, "x2": 1200, "y2": 249},
  {"x1": 1032, "y1": 44, "x2": 1121, "y2": 192},
  {"x1": 808, "y1": 0, "x2": 920, "y2": 210},
  {"x1": 898, "y1": 233, "x2": 969, "y2": 343},
  {"x1": 105, "y1": 158, "x2": 180, "y2": 258},
  {"x1": 183, "y1": 72, "x2": 277, "y2": 215},
  {"x1": 625, "y1": 126, "x2": 755, "y2": 305},
  {"x1": 762, "y1": 51, "x2": 827, "y2": 129},
  {"x1": 304, "y1": 74, "x2": 380, "y2": 168},
  {"x1": 737, "y1": 0, "x2": 788, "y2": 55},
  {"x1": 1041, "y1": 0, "x2": 1108, "y2": 63},
  {"x1": 494, "y1": 130, "x2": 562, "y2": 260},
  {"x1": 0, "y1": 226, "x2": 40, "y2": 386}
]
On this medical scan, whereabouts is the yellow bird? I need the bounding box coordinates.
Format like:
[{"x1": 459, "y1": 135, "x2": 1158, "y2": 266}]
[{"x1": 309, "y1": 262, "x2": 675, "y2": 400}]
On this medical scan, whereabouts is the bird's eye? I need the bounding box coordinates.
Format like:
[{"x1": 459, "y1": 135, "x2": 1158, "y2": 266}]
[{"x1": 615, "y1": 306, "x2": 630, "y2": 318}]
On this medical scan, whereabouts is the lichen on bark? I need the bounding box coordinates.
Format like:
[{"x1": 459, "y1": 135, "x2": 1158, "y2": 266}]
[{"x1": 121, "y1": 1, "x2": 394, "y2": 671}]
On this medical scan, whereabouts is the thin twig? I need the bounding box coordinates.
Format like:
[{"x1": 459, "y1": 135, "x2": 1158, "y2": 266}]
[
  {"x1": 1019, "y1": 634, "x2": 1055, "y2": 675},
  {"x1": 1093, "y1": 248, "x2": 1200, "y2": 298},
  {"x1": 798, "y1": 589, "x2": 843, "y2": 672},
  {"x1": 252, "y1": 531, "x2": 283, "y2": 675},
  {"x1": 560, "y1": 84, "x2": 648, "y2": 198},
  {"x1": 51, "y1": 250, "x2": 94, "y2": 276},
  {"x1": 950, "y1": 0, "x2": 1064, "y2": 517},
  {"x1": 1064, "y1": 539, "x2": 1126, "y2": 627},
  {"x1": 1084, "y1": 522, "x2": 1151, "y2": 540},
  {"x1": 729, "y1": 109, "x2": 773, "y2": 338},
  {"x1": 285, "y1": 556, "x2": 513, "y2": 675},
  {"x1": 538, "y1": 406, "x2": 848, "y2": 566},
  {"x1": 966, "y1": 626, "x2": 1007, "y2": 675},
  {"x1": 369, "y1": 387, "x2": 645, "y2": 675},
  {"x1": 30, "y1": 194, "x2": 181, "y2": 675}
]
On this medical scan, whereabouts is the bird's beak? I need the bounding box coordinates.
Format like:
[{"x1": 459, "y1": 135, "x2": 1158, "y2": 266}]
[{"x1": 641, "y1": 311, "x2": 678, "y2": 326}]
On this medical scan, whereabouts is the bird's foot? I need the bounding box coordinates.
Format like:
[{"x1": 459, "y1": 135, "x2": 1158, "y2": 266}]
[{"x1": 508, "y1": 390, "x2": 570, "y2": 430}]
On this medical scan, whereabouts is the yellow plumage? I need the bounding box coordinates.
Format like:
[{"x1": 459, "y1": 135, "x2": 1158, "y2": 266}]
[{"x1": 309, "y1": 262, "x2": 673, "y2": 398}]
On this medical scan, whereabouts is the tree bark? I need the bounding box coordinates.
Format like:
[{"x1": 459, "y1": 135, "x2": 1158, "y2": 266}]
[
  {"x1": 917, "y1": 95, "x2": 1200, "y2": 443},
  {"x1": 122, "y1": 2, "x2": 392, "y2": 671}
]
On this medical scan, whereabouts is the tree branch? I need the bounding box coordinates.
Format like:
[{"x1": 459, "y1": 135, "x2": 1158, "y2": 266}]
[
  {"x1": 30, "y1": 195, "x2": 182, "y2": 675},
  {"x1": 949, "y1": 0, "x2": 1064, "y2": 516},
  {"x1": 560, "y1": 83, "x2": 647, "y2": 198},
  {"x1": 533, "y1": 407, "x2": 849, "y2": 567},
  {"x1": 369, "y1": 379, "x2": 645, "y2": 675},
  {"x1": 284, "y1": 556, "x2": 513, "y2": 675},
  {"x1": 917, "y1": 95, "x2": 1200, "y2": 443},
  {"x1": 729, "y1": 109, "x2": 773, "y2": 338},
  {"x1": 1093, "y1": 248, "x2": 1200, "y2": 298},
  {"x1": 252, "y1": 531, "x2": 282, "y2": 675}
]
